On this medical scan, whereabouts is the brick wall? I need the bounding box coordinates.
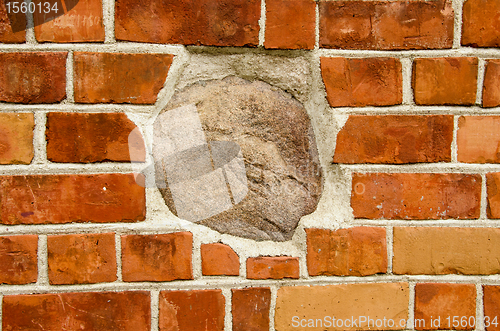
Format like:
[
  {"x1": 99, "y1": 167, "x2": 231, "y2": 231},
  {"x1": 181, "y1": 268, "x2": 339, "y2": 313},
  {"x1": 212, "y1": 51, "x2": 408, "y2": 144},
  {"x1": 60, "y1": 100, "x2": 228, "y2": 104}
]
[{"x1": 0, "y1": 0, "x2": 500, "y2": 330}]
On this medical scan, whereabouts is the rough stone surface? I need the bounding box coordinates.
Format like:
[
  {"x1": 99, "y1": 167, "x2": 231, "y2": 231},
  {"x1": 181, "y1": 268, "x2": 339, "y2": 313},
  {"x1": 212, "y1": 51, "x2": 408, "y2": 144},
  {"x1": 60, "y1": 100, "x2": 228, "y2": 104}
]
[
  {"x1": 483, "y1": 60, "x2": 500, "y2": 107},
  {"x1": 0, "y1": 235, "x2": 38, "y2": 285},
  {"x1": 458, "y1": 116, "x2": 500, "y2": 163},
  {"x1": 232, "y1": 287, "x2": 271, "y2": 331},
  {"x1": 487, "y1": 173, "x2": 500, "y2": 219},
  {"x1": 462, "y1": 0, "x2": 500, "y2": 47},
  {"x1": 246, "y1": 256, "x2": 299, "y2": 279},
  {"x1": 153, "y1": 77, "x2": 322, "y2": 241},
  {"x1": 0, "y1": 1, "x2": 25, "y2": 43},
  {"x1": 484, "y1": 286, "x2": 500, "y2": 331},
  {"x1": 0, "y1": 113, "x2": 34, "y2": 164},
  {"x1": 201, "y1": 243, "x2": 239, "y2": 276}
]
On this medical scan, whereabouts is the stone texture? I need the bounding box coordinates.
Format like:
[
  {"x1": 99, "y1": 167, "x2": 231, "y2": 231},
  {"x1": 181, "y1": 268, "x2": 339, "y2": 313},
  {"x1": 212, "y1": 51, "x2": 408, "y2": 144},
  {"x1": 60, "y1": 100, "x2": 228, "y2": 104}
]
[
  {"x1": 483, "y1": 60, "x2": 500, "y2": 107},
  {"x1": 319, "y1": 0, "x2": 453, "y2": 50},
  {"x1": 34, "y1": 0, "x2": 105, "y2": 42},
  {"x1": 246, "y1": 256, "x2": 299, "y2": 279},
  {"x1": 414, "y1": 283, "x2": 476, "y2": 330},
  {"x1": 159, "y1": 290, "x2": 225, "y2": 331},
  {"x1": 393, "y1": 227, "x2": 500, "y2": 275},
  {"x1": 264, "y1": 0, "x2": 315, "y2": 50},
  {"x1": 0, "y1": 113, "x2": 34, "y2": 164},
  {"x1": 121, "y1": 232, "x2": 193, "y2": 282},
  {"x1": 306, "y1": 227, "x2": 387, "y2": 277},
  {"x1": 73, "y1": 52, "x2": 173, "y2": 104},
  {"x1": 321, "y1": 57, "x2": 402, "y2": 107},
  {"x1": 333, "y1": 115, "x2": 453, "y2": 164},
  {"x1": 413, "y1": 57, "x2": 478, "y2": 105},
  {"x1": 458, "y1": 116, "x2": 500, "y2": 163},
  {"x1": 0, "y1": 235, "x2": 37, "y2": 285},
  {"x1": 487, "y1": 173, "x2": 500, "y2": 219},
  {"x1": 0, "y1": 52, "x2": 66, "y2": 103},
  {"x1": 201, "y1": 243, "x2": 239, "y2": 276},
  {"x1": 0, "y1": 0, "x2": 25, "y2": 43},
  {"x1": 275, "y1": 283, "x2": 409, "y2": 330},
  {"x1": 352, "y1": 173, "x2": 481, "y2": 220},
  {"x1": 484, "y1": 286, "x2": 500, "y2": 331},
  {"x1": 46, "y1": 112, "x2": 146, "y2": 163},
  {"x1": 0, "y1": 174, "x2": 145, "y2": 225},
  {"x1": 47, "y1": 233, "x2": 117, "y2": 285},
  {"x1": 462, "y1": 0, "x2": 500, "y2": 47},
  {"x1": 115, "y1": 0, "x2": 260, "y2": 47},
  {"x1": 153, "y1": 77, "x2": 322, "y2": 241},
  {"x1": 232, "y1": 287, "x2": 271, "y2": 331},
  {"x1": 3, "y1": 291, "x2": 151, "y2": 330}
]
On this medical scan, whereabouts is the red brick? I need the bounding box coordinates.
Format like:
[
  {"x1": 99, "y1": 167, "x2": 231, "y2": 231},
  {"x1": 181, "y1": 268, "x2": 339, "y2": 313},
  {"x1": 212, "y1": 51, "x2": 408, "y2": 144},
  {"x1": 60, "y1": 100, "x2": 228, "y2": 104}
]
[
  {"x1": 46, "y1": 112, "x2": 145, "y2": 163},
  {"x1": 306, "y1": 227, "x2": 387, "y2": 277},
  {"x1": 0, "y1": 52, "x2": 66, "y2": 103},
  {"x1": 334, "y1": 115, "x2": 453, "y2": 164},
  {"x1": 321, "y1": 57, "x2": 402, "y2": 107},
  {"x1": 121, "y1": 232, "x2": 192, "y2": 282},
  {"x1": 73, "y1": 52, "x2": 173, "y2": 104},
  {"x1": 201, "y1": 243, "x2": 239, "y2": 276},
  {"x1": 232, "y1": 287, "x2": 271, "y2": 331},
  {"x1": 0, "y1": 113, "x2": 34, "y2": 164},
  {"x1": 34, "y1": 0, "x2": 104, "y2": 42},
  {"x1": 247, "y1": 256, "x2": 299, "y2": 279},
  {"x1": 415, "y1": 283, "x2": 476, "y2": 330},
  {"x1": 462, "y1": 0, "x2": 500, "y2": 48},
  {"x1": 352, "y1": 173, "x2": 481, "y2": 220},
  {"x1": 0, "y1": 174, "x2": 145, "y2": 225},
  {"x1": 458, "y1": 116, "x2": 500, "y2": 163},
  {"x1": 487, "y1": 173, "x2": 500, "y2": 219},
  {"x1": 115, "y1": 0, "x2": 260, "y2": 47},
  {"x1": 159, "y1": 290, "x2": 225, "y2": 331},
  {"x1": 319, "y1": 0, "x2": 453, "y2": 50},
  {"x1": 484, "y1": 286, "x2": 500, "y2": 331},
  {"x1": 2, "y1": 291, "x2": 151, "y2": 330},
  {"x1": 483, "y1": 60, "x2": 500, "y2": 107},
  {"x1": 0, "y1": 1, "x2": 25, "y2": 43},
  {"x1": 0, "y1": 235, "x2": 37, "y2": 285},
  {"x1": 264, "y1": 0, "x2": 315, "y2": 50},
  {"x1": 48, "y1": 233, "x2": 116, "y2": 285},
  {"x1": 413, "y1": 57, "x2": 478, "y2": 105}
]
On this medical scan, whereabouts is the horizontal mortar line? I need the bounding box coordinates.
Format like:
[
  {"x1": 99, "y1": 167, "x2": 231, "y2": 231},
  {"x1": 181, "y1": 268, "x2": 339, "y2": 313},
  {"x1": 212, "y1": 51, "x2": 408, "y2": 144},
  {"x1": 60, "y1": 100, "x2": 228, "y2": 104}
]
[
  {"x1": 316, "y1": 47, "x2": 500, "y2": 58},
  {"x1": 330, "y1": 105, "x2": 500, "y2": 115},
  {"x1": 349, "y1": 220, "x2": 500, "y2": 227},
  {"x1": 339, "y1": 163, "x2": 500, "y2": 173},
  {"x1": 0, "y1": 104, "x2": 157, "y2": 113},
  {"x1": 0, "y1": 43, "x2": 186, "y2": 54},
  {"x1": 0, "y1": 163, "x2": 144, "y2": 175}
]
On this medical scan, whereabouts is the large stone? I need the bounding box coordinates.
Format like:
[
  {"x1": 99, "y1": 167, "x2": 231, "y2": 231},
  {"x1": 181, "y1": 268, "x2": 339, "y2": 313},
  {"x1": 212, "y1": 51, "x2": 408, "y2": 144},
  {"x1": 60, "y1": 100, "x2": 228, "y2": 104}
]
[{"x1": 153, "y1": 77, "x2": 322, "y2": 241}]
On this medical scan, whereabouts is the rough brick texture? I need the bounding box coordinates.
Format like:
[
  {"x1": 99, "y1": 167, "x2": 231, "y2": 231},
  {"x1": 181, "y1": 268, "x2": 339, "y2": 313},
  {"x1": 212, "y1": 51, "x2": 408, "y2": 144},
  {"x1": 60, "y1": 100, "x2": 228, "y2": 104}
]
[
  {"x1": 0, "y1": 52, "x2": 66, "y2": 103},
  {"x1": 73, "y1": 52, "x2": 173, "y2": 104},
  {"x1": 246, "y1": 256, "x2": 299, "y2": 279},
  {"x1": 0, "y1": 235, "x2": 37, "y2": 285},
  {"x1": 0, "y1": 174, "x2": 145, "y2": 225},
  {"x1": 201, "y1": 243, "x2": 239, "y2": 276},
  {"x1": 2, "y1": 291, "x2": 151, "y2": 330},
  {"x1": 306, "y1": 227, "x2": 387, "y2": 277},
  {"x1": 46, "y1": 112, "x2": 146, "y2": 163},
  {"x1": 232, "y1": 287, "x2": 271, "y2": 331},
  {"x1": 462, "y1": 0, "x2": 500, "y2": 47},
  {"x1": 333, "y1": 115, "x2": 453, "y2": 164},
  {"x1": 487, "y1": 173, "x2": 500, "y2": 219},
  {"x1": 484, "y1": 286, "x2": 500, "y2": 331},
  {"x1": 483, "y1": 60, "x2": 500, "y2": 107},
  {"x1": 352, "y1": 173, "x2": 481, "y2": 220},
  {"x1": 458, "y1": 116, "x2": 500, "y2": 163},
  {"x1": 115, "y1": 0, "x2": 260, "y2": 47},
  {"x1": 413, "y1": 57, "x2": 478, "y2": 105},
  {"x1": 265, "y1": 0, "x2": 315, "y2": 50},
  {"x1": 47, "y1": 233, "x2": 117, "y2": 285},
  {"x1": 0, "y1": 1, "x2": 25, "y2": 43},
  {"x1": 121, "y1": 232, "x2": 193, "y2": 282},
  {"x1": 319, "y1": 0, "x2": 453, "y2": 50},
  {"x1": 0, "y1": 113, "x2": 34, "y2": 164},
  {"x1": 159, "y1": 290, "x2": 225, "y2": 331},
  {"x1": 393, "y1": 227, "x2": 500, "y2": 275},
  {"x1": 321, "y1": 57, "x2": 402, "y2": 107}
]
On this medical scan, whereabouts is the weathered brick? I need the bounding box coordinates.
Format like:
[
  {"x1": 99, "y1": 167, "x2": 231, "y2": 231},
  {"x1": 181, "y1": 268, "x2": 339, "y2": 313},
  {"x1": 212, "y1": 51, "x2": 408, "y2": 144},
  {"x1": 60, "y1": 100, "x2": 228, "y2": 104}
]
[
  {"x1": 201, "y1": 243, "x2": 239, "y2": 276},
  {"x1": 0, "y1": 113, "x2": 34, "y2": 164},
  {"x1": 46, "y1": 112, "x2": 145, "y2": 163},
  {"x1": 159, "y1": 290, "x2": 225, "y2": 331},
  {"x1": 73, "y1": 52, "x2": 173, "y2": 104},
  {"x1": 0, "y1": 1, "x2": 25, "y2": 43},
  {"x1": 275, "y1": 283, "x2": 409, "y2": 330},
  {"x1": 462, "y1": 0, "x2": 500, "y2": 48},
  {"x1": 458, "y1": 117, "x2": 500, "y2": 163},
  {"x1": 0, "y1": 174, "x2": 145, "y2": 225},
  {"x1": 413, "y1": 57, "x2": 478, "y2": 105},
  {"x1": 48, "y1": 233, "x2": 117, "y2": 285},
  {"x1": 264, "y1": 0, "x2": 315, "y2": 50},
  {"x1": 121, "y1": 232, "x2": 193, "y2": 282},
  {"x1": 3, "y1": 291, "x2": 151, "y2": 330},
  {"x1": 321, "y1": 57, "x2": 402, "y2": 107},
  {"x1": 483, "y1": 60, "x2": 500, "y2": 107},
  {"x1": 306, "y1": 227, "x2": 387, "y2": 277},
  {"x1": 415, "y1": 283, "x2": 476, "y2": 330},
  {"x1": 319, "y1": 0, "x2": 453, "y2": 50},
  {"x1": 247, "y1": 256, "x2": 299, "y2": 279},
  {"x1": 333, "y1": 115, "x2": 453, "y2": 164},
  {"x1": 34, "y1": 0, "x2": 105, "y2": 42},
  {"x1": 484, "y1": 286, "x2": 500, "y2": 331},
  {"x1": 393, "y1": 227, "x2": 500, "y2": 275},
  {"x1": 0, "y1": 235, "x2": 37, "y2": 285},
  {"x1": 115, "y1": 0, "x2": 260, "y2": 47},
  {"x1": 487, "y1": 173, "x2": 500, "y2": 219},
  {"x1": 0, "y1": 52, "x2": 66, "y2": 103},
  {"x1": 352, "y1": 173, "x2": 481, "y2": 220},
  {"x1": 232, "y1": 287, "x2": 271, "y2": 331}
]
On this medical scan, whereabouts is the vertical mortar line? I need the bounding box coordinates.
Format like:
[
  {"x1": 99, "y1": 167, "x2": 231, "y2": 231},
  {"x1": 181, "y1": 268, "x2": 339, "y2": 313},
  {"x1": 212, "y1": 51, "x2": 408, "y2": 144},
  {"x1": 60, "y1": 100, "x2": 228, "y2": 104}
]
[
  {"x1": 476, "y1": 58, "x2": 486, "y2": 106},
  {"x1": 103, "y1": 0, "x2": 116, "y2": 43},
  {"x1": 151, "y1": 289, "x2": 160, "y2": 331},
  {"x1": 481, "y1": 173, "x2": 488, "y2": 220},
  {"x1": 401, "y1": 57, "x2": 413, "y2": 106},
  {"x1": 386, "y1": 225, "x2": 393, "y2": 274},
  {"x1": 191, "y1": 233, "x2": 201, "y2": 279},
  {"x1": 37, "y1": 234, "x2": 49, "y2": 285},
  {"x1": 32, "y1": 111, "x2": 47, "y2": 164},
  {"x1": 222, "y1": 288, "x2": 232, "y2": 331},
  {"x1": 408, "y1": 281, "x2": 416, "y2": 330},
  {"x1": 258, "y1": 0, "x2": 266, "y2": 47},
  {"x1": 114, "y1": 233, "x2": 122, "y2": 281},
  {"x1": 452, "y1": 0, "x2": 464, "y2": 49},
  {"x1": 452, "y1": 115, "x2": 459, "y2": 163},
  {"x1": 314, "y1": 1, "x2": 319, "y2": 50},
  {"x1": 269, "y1": 284, "x2": 278, "y2": 331},
  {"x1": 476, "y1": 283, "x2": 485, "y2": 331},
  {"x1": 65, "y1": 51, "x2": 75, "y2": 103},
  {"x1": 25, "y1": 0, "x2": 36, "y2": 44}
]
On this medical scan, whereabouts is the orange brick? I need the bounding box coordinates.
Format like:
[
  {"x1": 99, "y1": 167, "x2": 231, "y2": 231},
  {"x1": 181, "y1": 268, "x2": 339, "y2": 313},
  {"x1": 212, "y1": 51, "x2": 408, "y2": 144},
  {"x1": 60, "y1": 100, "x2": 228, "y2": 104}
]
[
  {"x1": 247, "y1": 256, "x2": 299, "y2": 279},
  {"x1": 483, "y1": 60, "x2": 500, "y2": 107},
  {"x1": 462, "y1": 0, "x2": 500, "y2": 47},
  {"x1": 0, "y1": 235, "x2": 37, "y2": 285},
  {"x1": 458, "y1": 116, "x2": 500, "y2": 163},
  {"x1": 201, "y1": 243, "x2": 239, "y2": 276},
  {"x1": 0, "y1": 113, "x2": 34, "y2": 164},
  {"x1": 0, "y1": 1, "x2": 25, "y2": 43},
  {"x1": 487, "y1": 173, "x2": 500, "y2": 219},
  {"x1": 232, "y1": 288, "x2": 271, "y2": 331},
  {"x1": 484, "y1": 286, "x2": 500, "y2": 331}
]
